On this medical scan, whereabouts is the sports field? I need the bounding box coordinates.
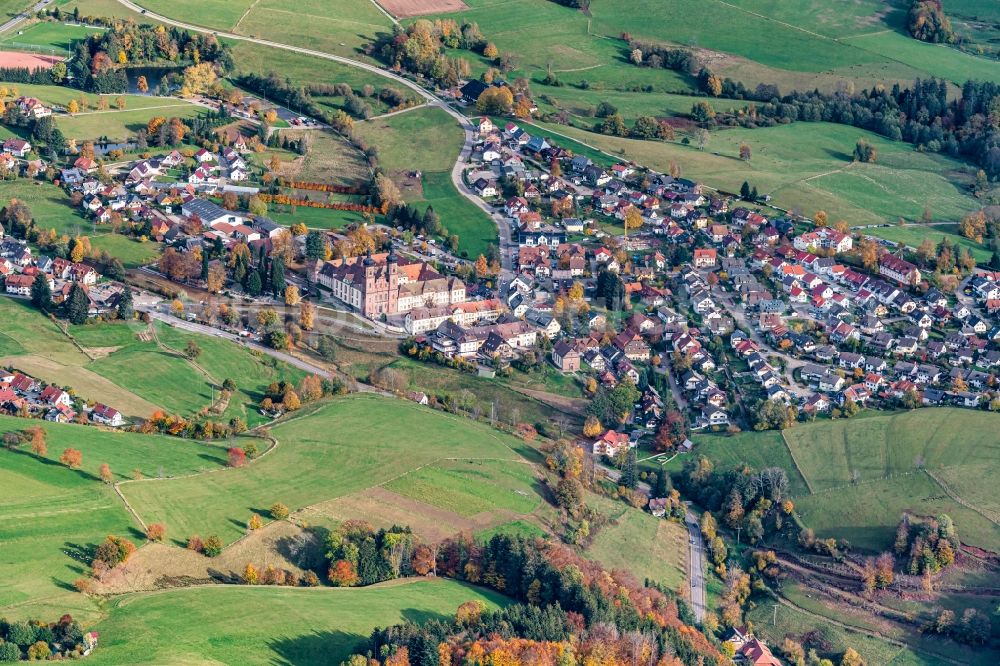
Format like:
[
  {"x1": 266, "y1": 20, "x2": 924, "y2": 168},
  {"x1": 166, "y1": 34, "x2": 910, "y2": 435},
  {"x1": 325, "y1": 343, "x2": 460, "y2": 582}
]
[
  {"x1": 0, "y1": 20, "x2": 98, "y2": 53},
  {"x1": 531, "y1": 120, "x2": 980, "y2": 226},
  {"x1": 87, "y1": 579, "x2": 508, "y2": 665}
]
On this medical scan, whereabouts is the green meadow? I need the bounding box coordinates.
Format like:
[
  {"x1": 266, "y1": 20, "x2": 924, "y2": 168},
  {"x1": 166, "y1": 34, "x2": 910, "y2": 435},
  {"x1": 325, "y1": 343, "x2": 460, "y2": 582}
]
[
  {"x1": 355, "y1": 107, "x2": 495, "y2": 258},
  {"x1": 689, "y1": 409, "x2": 1000, "y2": 553},
  {"x1": 120, "y1": 394, "x2": 533, "y2": 543},
  {"x1": 0, "y1": 299, "x2": 303, "y2": 423},
  {"x1": 0, "y1": 419, "x2": 226, "y2": 622},
  {"x1": 139, "y1": 0, "x2": 393, "y2": 59},
  {"x1": 87, "y1": 580, "x2": 509, "y2": 665}
]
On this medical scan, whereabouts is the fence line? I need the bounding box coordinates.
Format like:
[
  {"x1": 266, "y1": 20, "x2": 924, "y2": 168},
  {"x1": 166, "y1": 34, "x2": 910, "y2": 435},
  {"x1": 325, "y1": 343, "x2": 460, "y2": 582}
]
[{"x1": 1, "y1": 41, "x2": 71, "y2": 56}]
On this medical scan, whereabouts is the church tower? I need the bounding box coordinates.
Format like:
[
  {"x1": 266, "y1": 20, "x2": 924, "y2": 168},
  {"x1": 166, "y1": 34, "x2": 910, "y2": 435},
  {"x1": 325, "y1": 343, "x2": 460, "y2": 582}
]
[{"x1": 387, "y1": 248, "x2": 399, "y2": 314}]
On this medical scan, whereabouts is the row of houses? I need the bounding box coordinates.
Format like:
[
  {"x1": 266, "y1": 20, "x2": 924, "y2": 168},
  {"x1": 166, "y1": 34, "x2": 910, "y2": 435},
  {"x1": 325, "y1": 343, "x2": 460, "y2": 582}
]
[{"x1": 0, "y1": 369, "x2": 124, "y2": 426}]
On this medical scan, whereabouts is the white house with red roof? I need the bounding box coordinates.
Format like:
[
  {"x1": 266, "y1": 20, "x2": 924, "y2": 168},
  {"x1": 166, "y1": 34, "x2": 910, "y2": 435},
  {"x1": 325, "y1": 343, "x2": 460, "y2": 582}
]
[
  {"x1": 591, "y1": 429, "x2": 634, "y2": 457},
  {"x1": 39, "y1": 385, "x2": 72, "y2": 408},
  {"x1": 3, "y1": 138, "x2": 31, "y2": 157},
  {"x1": 91, "y1": 403, "x2": 125, "y2": 427}
]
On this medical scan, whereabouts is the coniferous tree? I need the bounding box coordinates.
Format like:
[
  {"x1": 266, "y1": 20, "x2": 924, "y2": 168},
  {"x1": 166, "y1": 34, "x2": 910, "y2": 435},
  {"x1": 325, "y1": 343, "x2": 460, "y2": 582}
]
[
  {"x1": 66, "y1": 283, "x2": 89, "y2": 324},
  {"x1": 247, "y1": 271, "x2": 262, "y2": 297},
  {"x1": 270, "y1": 256, "x2": 286, "y2": 297},
  {"x1": 621, "y1": 448, "x2": 638, "y2": 489},
  {"x1": 30, "y1": 274, "x2": 51, "y2": 312},
  {"x1": 117, "y1": 287, "x2": 134, "y2": 320},
  {"x1": 305, "y1": 230, "x2": 325, "y2": 260}
]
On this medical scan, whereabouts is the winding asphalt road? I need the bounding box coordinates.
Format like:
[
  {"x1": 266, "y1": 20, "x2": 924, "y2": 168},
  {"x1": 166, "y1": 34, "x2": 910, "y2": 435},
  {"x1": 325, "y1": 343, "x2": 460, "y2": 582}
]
[
  {"x1": 684, "y1": 508, "x2": 707, "y2": 622},
  {"x1": 0, "y1": 0, "x2": 52, "y2": 36},
  {"x1": 120, "y1": 0, "x2": 711, "y2": 609}
]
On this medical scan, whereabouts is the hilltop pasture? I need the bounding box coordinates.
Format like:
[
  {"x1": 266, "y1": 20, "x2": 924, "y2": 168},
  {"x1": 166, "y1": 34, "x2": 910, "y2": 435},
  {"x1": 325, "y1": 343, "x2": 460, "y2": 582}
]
[
  {"x1": 530, "y1": 120, "x2": 980, "y2": 227},
  {"x1": 690, "y1": 409, "x2": 1000, "y2": 553}
]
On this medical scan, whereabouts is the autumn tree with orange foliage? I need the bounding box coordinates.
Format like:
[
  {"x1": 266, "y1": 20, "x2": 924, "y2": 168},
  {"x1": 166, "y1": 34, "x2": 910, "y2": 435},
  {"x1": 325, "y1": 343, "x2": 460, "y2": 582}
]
[
  {"x1": 25, "y1": 426, "x2": 46, "y2": 456},
  {"x1": 59, "y1": 448, "x2": 82, "y2": 469},
  {"x1": 328, "y1": 559, "x2": 359, "y2": 587}
]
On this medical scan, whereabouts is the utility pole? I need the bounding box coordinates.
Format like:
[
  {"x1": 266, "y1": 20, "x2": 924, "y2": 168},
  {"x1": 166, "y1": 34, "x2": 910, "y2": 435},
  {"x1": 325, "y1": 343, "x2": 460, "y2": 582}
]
[{"x1": 736, "y1": 526, "x2": 741, "y2": 544}]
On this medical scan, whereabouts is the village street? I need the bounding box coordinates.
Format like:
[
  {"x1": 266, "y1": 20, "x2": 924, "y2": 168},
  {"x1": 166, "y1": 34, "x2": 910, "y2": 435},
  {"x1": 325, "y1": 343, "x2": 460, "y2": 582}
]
[{"x1": 719, "y1": 289, "x2": 812, "y2": 398}]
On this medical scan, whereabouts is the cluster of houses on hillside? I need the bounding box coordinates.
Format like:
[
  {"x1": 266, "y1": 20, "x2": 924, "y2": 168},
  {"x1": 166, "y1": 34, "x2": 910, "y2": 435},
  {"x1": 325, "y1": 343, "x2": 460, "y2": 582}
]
[
  {"x1": 0, "y1": 234, "x2": 123, "y2": 316},
  {"x1": 65, "y1": 138, "x2": 258, "y2": 231},
  {"x1": 0, "y1": 369, "x2": 124, "y2": 426},
  {"x1": 453, "y1": 113, "x2": 1000, "y2": 432}
]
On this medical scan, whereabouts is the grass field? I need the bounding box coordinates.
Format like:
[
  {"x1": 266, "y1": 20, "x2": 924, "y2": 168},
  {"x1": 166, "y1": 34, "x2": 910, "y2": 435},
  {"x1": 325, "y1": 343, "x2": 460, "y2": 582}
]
[
  {"x1": 229, "y1": 42, "x2": 419, "y2": 106},
  {"x1": 422, "y1": 0, "x2": 1000, "y2": 97},
  {"x1": 120, "y1": 394, "x2": 534, "y2": 543},
  {"x1": 674, "y1": 430, "x2": 811, "y2": 497},
  {"x1": 689, "y1": 409, "x2": 1000, "y2": 553},
  {"x1": 0, "y1": 299, "x2": 303, "y2": 422},
  {"x1": 280, "y1": 128, "x2": 369, "y2": 188},
  {"x1": 61, "y1": 0, "x2": 157, "y2": 22},
  {"x1": 368, "y1": 354, "x2": 580, "y2": 429},
  {"x1": 746, "y1": 592, "x2": 944, "y2": 666},
  {"x1": 153, "y1": 322, "x2": 305, "y2": 427},
  {"x1": 0, "y1": 20, "x2": 98, "y2": 53},
  {"x1": 58, "y1": 103, "x2": 205, "y2": 140},
  {"x1": 87, "y1": 579, "x2": 509, "y2": 665},
  {"x1": 867, "y1": 223, "x2": 991, "y2": 262},
  {"x1": 355, "y1": 107, "x2": 495, "y2": 258},
  {"x1": 0, "y1": 419, "x2": 227, "y2": 622},
  {"x1": 530, "y1": 120, "x2": 980, "y2": 225},
  {"x1": 0, "y1": 83, "x2": 184, "y2": 112},
  {"x1": 0, "y1": 81, "x2": 206, "y2": 141},
  {"x1": 385, "y1": 458, "x2": 542, "y2": 517},
  {"x1": 140, "y1": 0, "x2": 393, "y2": 60},
  {"x1": 584, "y1": 494, "x2": 688, "y2": 589},
  {"x1": 268, "y1": 205, "x2": 368, "y2": 229},
  {"x1": 0, "y1": 0, "x2": 31, "y2": 21}
]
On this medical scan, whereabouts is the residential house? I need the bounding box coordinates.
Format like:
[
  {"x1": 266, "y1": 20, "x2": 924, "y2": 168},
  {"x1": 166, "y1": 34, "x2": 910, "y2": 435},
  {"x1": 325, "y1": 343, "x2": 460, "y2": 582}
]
[{"x1": 551, "y1": 339, "x2": 582, "y2": 372}]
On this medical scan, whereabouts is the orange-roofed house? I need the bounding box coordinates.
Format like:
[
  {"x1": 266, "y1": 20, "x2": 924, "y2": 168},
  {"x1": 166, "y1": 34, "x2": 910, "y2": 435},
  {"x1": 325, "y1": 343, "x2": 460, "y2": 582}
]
[
  {"x1": 693, "y1": 248, "x2": 717, "y2": 268},
  {"x1": 592, "y1": 430, "x2": 633, "y2": 457}
]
